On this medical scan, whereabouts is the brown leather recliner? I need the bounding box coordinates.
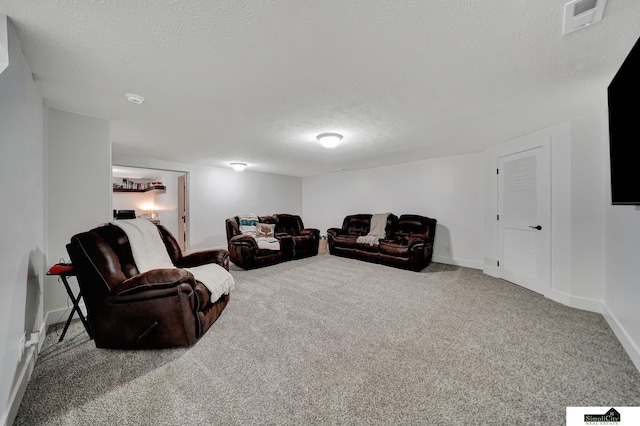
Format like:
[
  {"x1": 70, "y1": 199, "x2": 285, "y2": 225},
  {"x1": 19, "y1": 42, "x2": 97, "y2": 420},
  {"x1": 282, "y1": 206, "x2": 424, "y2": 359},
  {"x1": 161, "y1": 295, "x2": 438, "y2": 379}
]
[
  {"x1": 327, "y1": 214, "x2": 398, "y2": 260},
  {"x1": 225, "y1": 214, "x2": 320, "y2": 270},
  {"x1": 328, "y1": 214, "x2": 437, "y2": 271},
  {"x1": 66, "y1": 223, "x2": 231, "y2": 349}
]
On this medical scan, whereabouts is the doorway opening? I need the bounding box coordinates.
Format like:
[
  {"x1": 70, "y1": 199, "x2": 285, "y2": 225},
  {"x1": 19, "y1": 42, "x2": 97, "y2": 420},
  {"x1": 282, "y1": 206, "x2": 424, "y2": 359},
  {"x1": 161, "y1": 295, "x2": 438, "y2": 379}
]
[{"x1": 112, "y1": 165, "x2": 189, "y2": 252}]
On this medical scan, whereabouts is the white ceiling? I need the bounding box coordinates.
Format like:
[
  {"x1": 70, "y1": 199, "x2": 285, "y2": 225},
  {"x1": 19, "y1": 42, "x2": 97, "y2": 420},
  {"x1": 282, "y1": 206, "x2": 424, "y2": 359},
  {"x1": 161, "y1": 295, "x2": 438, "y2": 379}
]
[
  {"x1": 2, "y1": 1, "x2": 639, "y2": 177},
  {"x1": 112, "y1": 165, "x2": 163, "y2": 180}
]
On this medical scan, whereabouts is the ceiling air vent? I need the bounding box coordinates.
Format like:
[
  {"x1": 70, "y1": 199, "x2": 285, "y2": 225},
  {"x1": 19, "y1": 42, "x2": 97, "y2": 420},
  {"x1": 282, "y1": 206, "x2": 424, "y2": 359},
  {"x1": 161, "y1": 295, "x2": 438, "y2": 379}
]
[{"x1": 563, "y1": 0, "x2": 607, "y2": 35}]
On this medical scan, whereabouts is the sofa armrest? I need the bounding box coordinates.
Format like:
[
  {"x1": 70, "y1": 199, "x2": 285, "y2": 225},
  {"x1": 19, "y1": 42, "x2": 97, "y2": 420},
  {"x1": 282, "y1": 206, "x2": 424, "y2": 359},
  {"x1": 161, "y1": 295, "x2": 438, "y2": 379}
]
[
  {"x1": 300, "y1": 228, "x2": 320, "y2": 238},
  {"x1": 405, "y1": 235, "x2": 433, "y2": 251},
  {"x1": 327, "y1": 228, "x2": 346, "y2": 238},
  {"x1": 176, "y1": 249, "x2": 230, "y2": 271},
  {"x1": 113, "y1": 268, "x2": 195, "y2": 296},
  {"x1": 229, "y1": 234, "x2": 258, "y2": 248}
]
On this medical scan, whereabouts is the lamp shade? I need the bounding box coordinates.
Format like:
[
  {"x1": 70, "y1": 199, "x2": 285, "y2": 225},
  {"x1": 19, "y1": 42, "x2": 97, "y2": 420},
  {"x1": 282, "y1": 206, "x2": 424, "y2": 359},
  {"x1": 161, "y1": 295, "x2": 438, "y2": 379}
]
[
  {"x1": 230, "y1": 162, "x2": 247, "y2": 171},
  {"x1": 316, "y1": 133, "x2": 343, "y2": 148}
]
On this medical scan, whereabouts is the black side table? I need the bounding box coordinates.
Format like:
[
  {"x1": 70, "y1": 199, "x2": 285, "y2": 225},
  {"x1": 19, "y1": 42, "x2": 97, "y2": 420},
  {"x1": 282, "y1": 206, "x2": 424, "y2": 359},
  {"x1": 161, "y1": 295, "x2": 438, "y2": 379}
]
[{"x1": 47, "y1": 266, "x2": 93, "y2": 342}]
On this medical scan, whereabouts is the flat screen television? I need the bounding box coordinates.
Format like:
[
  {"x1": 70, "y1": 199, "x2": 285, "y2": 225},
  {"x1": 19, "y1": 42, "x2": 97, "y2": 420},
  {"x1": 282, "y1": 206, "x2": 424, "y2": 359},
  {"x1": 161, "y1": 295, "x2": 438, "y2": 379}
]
[{"x1": 608, "y1": 35, "x2": 640, "y2": 205}]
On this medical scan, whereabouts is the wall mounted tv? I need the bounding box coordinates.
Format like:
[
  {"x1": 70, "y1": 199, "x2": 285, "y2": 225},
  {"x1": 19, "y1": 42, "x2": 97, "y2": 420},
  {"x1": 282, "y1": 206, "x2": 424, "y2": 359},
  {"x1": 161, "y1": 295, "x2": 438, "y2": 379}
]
[{"x1": 608, "y1": 35, "x2": 640, "y2": 205}]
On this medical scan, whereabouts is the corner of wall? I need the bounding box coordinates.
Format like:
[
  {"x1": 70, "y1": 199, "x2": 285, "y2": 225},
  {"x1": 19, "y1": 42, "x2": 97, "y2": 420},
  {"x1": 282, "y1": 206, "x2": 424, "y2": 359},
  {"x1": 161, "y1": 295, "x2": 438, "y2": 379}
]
[
  {"x1": 4, "y1": 319, "x2": 47, "y2": 426},
  {"x1": 601, "y1": 303, "x2": 640, "y2": 373},
  {"x1": 0, "y1": 14, "x2": 9, "y2": 75}
]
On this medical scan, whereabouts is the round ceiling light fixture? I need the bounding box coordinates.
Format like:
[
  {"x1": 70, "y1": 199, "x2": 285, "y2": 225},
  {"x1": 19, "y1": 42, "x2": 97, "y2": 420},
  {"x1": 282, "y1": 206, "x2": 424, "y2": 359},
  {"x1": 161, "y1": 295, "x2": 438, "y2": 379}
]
[
  {"x1": 316, "y1": 133, "x2": 343, "y2": 149},
  {"x1": 230, "y1": 162, "x2": 247, "y2": 171},
  {"x1": 125, "y1": 93, "x2": 145, "y2": 105}
]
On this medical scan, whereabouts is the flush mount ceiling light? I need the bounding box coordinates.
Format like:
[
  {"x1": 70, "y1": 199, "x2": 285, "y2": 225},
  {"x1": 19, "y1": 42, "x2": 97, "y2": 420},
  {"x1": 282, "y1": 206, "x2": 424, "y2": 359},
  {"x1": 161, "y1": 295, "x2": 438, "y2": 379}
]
[
  {"x1": 230, "y1": 162, "x2": 247, "y2": 171},
  {"x1": 125, "y1": 93, "x2": 144, "y2": 105},
  {"x1": 316, "y1": 133, "x2": 343, "y2": 149}
]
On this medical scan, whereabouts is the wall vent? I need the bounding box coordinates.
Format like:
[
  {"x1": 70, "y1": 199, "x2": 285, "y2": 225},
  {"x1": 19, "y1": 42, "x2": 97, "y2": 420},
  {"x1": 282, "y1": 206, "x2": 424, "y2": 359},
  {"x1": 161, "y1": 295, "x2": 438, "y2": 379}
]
[{"x1": 563, "y1": 0, "x2": 607, "y2": 35}]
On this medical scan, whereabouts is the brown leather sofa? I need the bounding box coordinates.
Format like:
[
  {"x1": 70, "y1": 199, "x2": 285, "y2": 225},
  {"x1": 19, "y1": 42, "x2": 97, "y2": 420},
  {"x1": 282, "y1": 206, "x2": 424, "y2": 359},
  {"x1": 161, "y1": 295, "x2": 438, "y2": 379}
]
[
  {"x1": 66, "y1": 223, "x2": 231, "y2": 349},
  {"x1": 226, "y1": 213, "x2": 320, "y2": 269},
  {"x1": 327, "y1": 214, "x2": 437, "y2": 271}
]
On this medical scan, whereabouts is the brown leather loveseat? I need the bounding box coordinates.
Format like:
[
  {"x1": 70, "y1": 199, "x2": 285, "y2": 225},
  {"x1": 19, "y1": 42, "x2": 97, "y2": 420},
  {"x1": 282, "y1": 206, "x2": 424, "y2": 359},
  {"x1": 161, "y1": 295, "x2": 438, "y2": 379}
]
[
  {"x1": 327, "y1": 214, "x2": 437, "y2": 271},
  {"x1": 226, "y1": 213, "x2": 320, "y2": 270},
  {"x1": 66, "y1": 223, "x2": 231, "y2": 349}
]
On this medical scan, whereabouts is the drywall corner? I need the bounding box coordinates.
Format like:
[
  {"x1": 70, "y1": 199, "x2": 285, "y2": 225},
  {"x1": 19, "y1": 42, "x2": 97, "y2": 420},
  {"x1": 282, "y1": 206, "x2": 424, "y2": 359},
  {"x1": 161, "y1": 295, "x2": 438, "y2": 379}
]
[{"x1": 0, "y1": 15, "x2": 8, "y2": 74}]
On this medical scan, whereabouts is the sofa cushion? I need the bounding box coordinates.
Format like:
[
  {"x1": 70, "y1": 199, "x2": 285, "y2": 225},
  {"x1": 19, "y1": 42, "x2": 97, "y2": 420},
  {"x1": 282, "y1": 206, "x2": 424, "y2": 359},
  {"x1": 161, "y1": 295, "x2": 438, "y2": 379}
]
[
  {"x1": 345, "y1": 214, "x2": 372, "y2": 236},
  {"x1": 354, "y1": 241, "x2": 380, "y2": 253},
  {"x1": 256, "y1": 223, "x2": 275, "y2": 238},
  {"x1": 274, "y1": 214, "x2": 303, "y2": 235},
  {"x1": 395, "y1": 214, "x2": 435, "y2": 238}
]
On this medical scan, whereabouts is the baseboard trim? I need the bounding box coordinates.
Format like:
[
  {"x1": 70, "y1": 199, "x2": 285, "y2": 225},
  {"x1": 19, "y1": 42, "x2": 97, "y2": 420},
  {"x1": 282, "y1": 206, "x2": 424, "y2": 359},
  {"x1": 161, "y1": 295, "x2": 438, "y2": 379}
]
[
  {"x1": 3, "y1": 319, "x2": 46, "y2": 426},
  {"x1": 432, "y1": 255, "x2": 483, "y2": 270},
  {"x1": 5, "y1": 309, "x2": 89, "y2": 425},
  {"x1": 482, "y1": 266, "x2": 500, "y2": 278},
  {"x1": 547, "y1": 292, "x2": 639, "y2": 373},
  {"x1": 601, "y1": 303, "x2": 640, "y2": 373},
  {"x1": 473, "y1": 269, "x2": 638, "y2": 373},
  {"x1": 569, "y1": 294, "x2": 603, "y2": 314},
  {"x1": 546, "y1": 289, "x2": 602, "y2": 314},
  {"x1": 546, "y1": 289, "x2": 571, "y2": 309},
  {"x1": 45, "y1": 303, "x2": 87, "y2": 328}
]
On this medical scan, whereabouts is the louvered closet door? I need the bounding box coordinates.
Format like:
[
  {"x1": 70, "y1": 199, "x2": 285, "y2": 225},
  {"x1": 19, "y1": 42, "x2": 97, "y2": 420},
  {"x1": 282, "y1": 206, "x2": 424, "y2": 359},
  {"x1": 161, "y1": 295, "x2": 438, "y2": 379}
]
[{"x1": 498, "y1": 146, "x2": 550, "y2": 295}]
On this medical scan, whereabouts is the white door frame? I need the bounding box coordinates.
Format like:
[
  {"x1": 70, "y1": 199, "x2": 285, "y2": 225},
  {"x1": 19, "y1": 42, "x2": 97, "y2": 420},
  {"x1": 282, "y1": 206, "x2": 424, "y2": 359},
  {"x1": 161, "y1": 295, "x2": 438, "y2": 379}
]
[{"x1": 177, "y1": 173, "x2": 188, "y2": 252}]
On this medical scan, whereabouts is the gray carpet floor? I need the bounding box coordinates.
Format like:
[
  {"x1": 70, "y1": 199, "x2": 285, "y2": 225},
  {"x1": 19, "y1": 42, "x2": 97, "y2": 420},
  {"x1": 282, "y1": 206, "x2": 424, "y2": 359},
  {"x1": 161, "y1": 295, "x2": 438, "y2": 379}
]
[{"x1": 14, "y1": 255, "x2": 640, "y2": 425}]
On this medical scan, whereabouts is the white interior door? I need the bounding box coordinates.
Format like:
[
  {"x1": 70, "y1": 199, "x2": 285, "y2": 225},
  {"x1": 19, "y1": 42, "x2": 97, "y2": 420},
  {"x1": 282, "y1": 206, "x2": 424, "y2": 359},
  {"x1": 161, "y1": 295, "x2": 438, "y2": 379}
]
[{"x1": 498, "y1": 146, "x2": 550, "y2": 294}]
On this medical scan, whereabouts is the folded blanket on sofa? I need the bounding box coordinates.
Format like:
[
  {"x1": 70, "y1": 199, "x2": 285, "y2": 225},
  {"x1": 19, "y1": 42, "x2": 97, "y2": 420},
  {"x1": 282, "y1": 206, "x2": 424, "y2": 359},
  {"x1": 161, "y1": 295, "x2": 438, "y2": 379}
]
[
  {"x1": 238, "y1": 214, "x2": 259, "y2": 237},
  {"x1": 357, "y1": 213, "x2": 391, "y2": 246},
  {"x1": 257, "y1": 237, "x2": 280, "y2": 250},
  {"x1": 111, "y1": 219, "x2": 234, "y2": 300}
]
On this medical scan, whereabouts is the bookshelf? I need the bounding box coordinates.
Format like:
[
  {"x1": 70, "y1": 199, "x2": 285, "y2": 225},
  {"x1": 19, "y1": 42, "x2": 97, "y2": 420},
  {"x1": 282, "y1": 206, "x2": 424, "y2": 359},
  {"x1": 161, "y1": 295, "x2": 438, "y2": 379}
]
[
  {"x1": 113, "y1": 185, "x2": 166, "y2": 194},
  {"x1": 113, "y1": 178, "x2": 166, "y2": 193}
]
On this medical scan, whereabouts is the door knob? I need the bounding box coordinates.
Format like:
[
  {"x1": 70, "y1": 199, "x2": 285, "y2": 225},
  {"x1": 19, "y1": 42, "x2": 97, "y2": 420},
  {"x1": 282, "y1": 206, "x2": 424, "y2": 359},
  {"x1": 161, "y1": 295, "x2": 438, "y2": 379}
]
[{"x1": 529, "y1": 225, "x2": 542, "y2": 230}]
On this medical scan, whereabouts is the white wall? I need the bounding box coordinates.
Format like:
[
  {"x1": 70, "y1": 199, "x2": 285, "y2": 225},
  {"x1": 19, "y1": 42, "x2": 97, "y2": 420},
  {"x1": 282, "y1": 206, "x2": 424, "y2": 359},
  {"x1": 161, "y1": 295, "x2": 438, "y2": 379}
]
[
  {"x1": 111, "y1": 156, "x2": 302, "y2": 251},
  {"x1": 0, "y1": 17, "x2": 45, "y2": 426},
  {"x1": 46, "y1": 109, "x2": 111, "y2": 318},
  {"x1": 302, "y1": 153, "x2": 484, "y2": 269},
  {"x1": 570, "y1": 112, "x2": 606, "y2": 306},
  {"x1": 602, "y1": 134, "x2": 640, "y2": 371}
]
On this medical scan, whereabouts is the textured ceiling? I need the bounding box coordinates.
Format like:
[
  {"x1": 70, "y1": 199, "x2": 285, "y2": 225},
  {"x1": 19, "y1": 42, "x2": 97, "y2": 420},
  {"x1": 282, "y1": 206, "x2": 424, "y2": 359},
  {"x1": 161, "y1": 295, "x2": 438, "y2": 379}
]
[{"x1": 2, "y1": 0, "x2": 640, "y2": 177}]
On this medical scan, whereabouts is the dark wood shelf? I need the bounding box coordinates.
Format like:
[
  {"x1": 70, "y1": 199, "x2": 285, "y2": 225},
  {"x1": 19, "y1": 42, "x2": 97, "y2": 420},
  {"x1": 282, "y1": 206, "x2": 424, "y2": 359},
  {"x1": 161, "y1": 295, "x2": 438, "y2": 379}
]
[{"x1": 113, "y1": 185, "x2": 166, "y2": 193}]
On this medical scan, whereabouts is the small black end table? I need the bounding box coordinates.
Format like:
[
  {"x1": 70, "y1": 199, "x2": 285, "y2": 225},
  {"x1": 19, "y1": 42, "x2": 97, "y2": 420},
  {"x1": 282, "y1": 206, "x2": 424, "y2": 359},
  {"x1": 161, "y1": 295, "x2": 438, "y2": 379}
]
[{"x1": 47, "y1": 266, "x2": 93, "y2": 342}]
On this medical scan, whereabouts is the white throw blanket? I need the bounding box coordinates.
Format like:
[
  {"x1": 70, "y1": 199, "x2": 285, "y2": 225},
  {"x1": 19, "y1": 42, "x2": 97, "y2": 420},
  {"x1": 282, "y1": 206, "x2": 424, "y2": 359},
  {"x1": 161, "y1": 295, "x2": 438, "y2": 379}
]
[
  {"x1": 357, "y1": 213, "x2": 391, "y2": 246},
  {"x1": 257, "y1": 238, "x2": 280, "y2": 250},
  {"x1": 111, "y1": 219, "x2": 234, "y2": 300},
  {"x1": 238, "y1": 214, "x2": 259, "y2": 237}
]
